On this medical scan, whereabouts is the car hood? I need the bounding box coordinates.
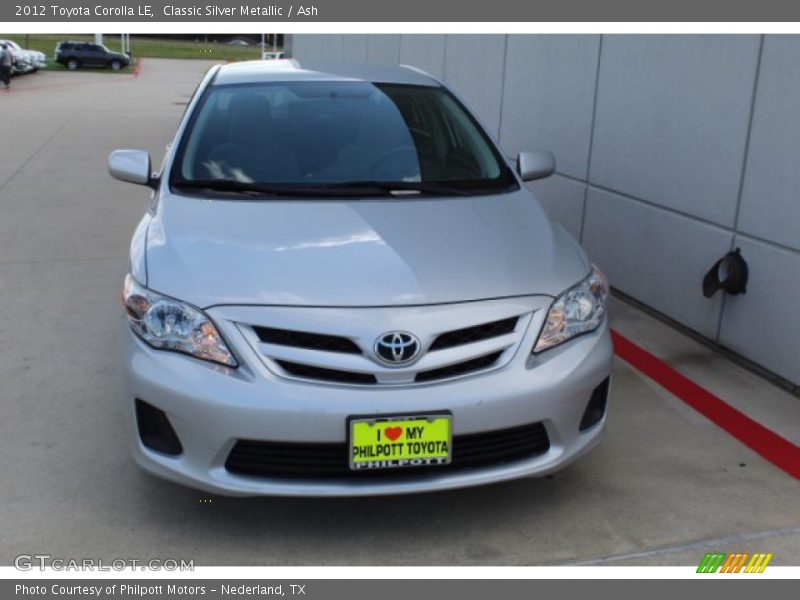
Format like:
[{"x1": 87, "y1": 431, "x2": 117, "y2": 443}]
[{"x1": 143, "y1": 188, "x2": 589, "y2": 308}]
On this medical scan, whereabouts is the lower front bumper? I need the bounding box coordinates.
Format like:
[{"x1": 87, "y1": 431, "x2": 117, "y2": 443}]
[{"x1": 120, "y1": 320, "x2": 614, "y2": 497}]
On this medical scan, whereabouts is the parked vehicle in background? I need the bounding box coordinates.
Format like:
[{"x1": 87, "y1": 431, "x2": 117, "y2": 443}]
[
  {"x1": 29, "y1": 49, "x2": 47, "y2": 70},
  {"x1": 55, "y1": 41, "x2": 130, "y2": 71},
  {"x1": 0, "y1": 39, "x2": 45, "y2": 74}
]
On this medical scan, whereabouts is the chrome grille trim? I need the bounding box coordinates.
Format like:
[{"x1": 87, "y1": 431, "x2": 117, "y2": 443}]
[{"x1": 216, "y1": 298, "x2": 549, "y2": 387}]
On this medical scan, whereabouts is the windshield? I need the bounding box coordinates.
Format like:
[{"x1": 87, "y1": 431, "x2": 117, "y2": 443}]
[{"x1": 170, "y1": 81, "x2": 517, "y2": 197}]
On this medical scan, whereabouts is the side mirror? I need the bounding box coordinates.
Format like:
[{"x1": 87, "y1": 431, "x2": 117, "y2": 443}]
[
  {"x1": 108, "y1": 149, "x2": 155, "y2": 188},
  {"x1": 517, "y1": 151, "x2": 556, "y2": 182}
]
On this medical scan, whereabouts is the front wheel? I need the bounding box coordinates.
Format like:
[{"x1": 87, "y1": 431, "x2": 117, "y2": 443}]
[
  {"x1": 109, "y1": 60, "x2": 121, "y2": 71},
  {"x1": 66, "y1": 58, "x2": 79, "y2": 70}
]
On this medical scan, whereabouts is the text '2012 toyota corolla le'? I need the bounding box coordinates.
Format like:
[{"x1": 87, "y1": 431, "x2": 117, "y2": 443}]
[{"x1": 109, "y1": 60, "x2": 613, "y2": 497}]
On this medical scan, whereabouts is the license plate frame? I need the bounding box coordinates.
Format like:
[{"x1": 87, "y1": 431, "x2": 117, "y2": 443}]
[{"x1": 347, "y1": 412, "x2": 453, "y2": 471}]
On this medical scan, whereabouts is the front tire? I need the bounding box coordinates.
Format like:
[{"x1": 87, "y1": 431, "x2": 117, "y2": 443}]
[
  {"x1": 66, "y1": 58, "x2": 79, "y2": 70},
  {"x1": 110, "y1": 59, "x2": 121, "y2": 71}
]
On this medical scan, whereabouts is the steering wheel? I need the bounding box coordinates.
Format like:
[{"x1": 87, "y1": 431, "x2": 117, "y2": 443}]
[{"x1": 369, "y1": 146, "x2": 429, "y2": 179}]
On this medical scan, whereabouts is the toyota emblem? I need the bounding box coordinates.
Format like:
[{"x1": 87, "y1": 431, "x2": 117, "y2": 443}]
[{"x1": 374, "y1": 331, "x2": 421, "y2": 366}]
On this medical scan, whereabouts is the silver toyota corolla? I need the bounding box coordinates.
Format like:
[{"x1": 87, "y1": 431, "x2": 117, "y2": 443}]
[{"x1": 109, "y1": 60, "x2": 613, "y2": 497}]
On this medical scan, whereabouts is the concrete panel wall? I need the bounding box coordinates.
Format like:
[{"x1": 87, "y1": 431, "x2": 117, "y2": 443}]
[
  {"x1": 738, "y1": 35, "x2": 800, "y2": 251},
  {"x1": 289, "y1": 34, "x2": 800, "y2": 387},
  {"x1": 443, "y1": 35, "x2": 507, "y2": 139},
  {"x1": 718, "y1": 238, "x2": 800, "y2": 384},
  {"x1": 341, "y1": 35, "x2": 369, "y2": 62},
  {"x1": 582, "y1": 188, "x2": 732, "y2": 338},
  {"x1": 591, "y1": 35, "x2": 760, "y2": 228},
  {"x1": 367, "y1": 35, "x2": 401, "y2": 64},
  {"x1": 398, "y1": 34, "x2": 446, "y2": 79},
  {"x1": 318, "y1": 35, "x2": 344, "y2": 61},
  {"x1": 289, "y1": 35, "x2": 316, "y2": 61},
  {"x1": 500, "y1": 35, "x2": 600, "y2": 179}
]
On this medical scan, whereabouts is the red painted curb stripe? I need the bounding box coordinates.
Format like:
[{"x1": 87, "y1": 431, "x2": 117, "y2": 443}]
[{"x1": 611, "y1": 329, "x2": 800, "y2": 479}]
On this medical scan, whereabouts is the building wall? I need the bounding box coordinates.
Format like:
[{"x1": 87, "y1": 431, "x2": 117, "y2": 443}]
[{"x1": 289, "y1": 34, "x2": 800, "y2": 386}]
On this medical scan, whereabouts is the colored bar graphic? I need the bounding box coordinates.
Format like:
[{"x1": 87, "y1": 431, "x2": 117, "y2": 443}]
[
  {"x1": 760, "y1": 554, "x2": 773, "y2": 573},
  {"x1": 745, "y1": 554, "x2": 762, "y2": 573},
  {"x1": 698, "y1": 552, "x2": 772, "y2": 573},
  {"x1": 733, "y1": 553, "x2": 749, "y2": 573},
  {"x1": 697, "y1": 553, "x2": 726, "y2": 573},
  {"x1": 720, "y1": 553, "x2": 738, "y2": 573},
  {"x1": 696, "y1": 553, "x2": 713, "y2": 573}
]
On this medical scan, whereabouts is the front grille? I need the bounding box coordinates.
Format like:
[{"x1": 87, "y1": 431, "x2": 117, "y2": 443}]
[
  {"x1": 254, "y1": 326, "x2": 361, "y2": 354},
  {"x1": 225, "y1": 422, "x2": 550, "y2": 479},
  {"x1": 430, "y1": 317, "x2": 518, "y2": 351},
  {"x1": 275, "y1": 360, "x2": 378, "y2": 385},
  {"x1": 415, "y1": 351, "x2": 503, "y2": 383},
  {"x1": 248, "y1": 311, "x2": 526, "y2": 386},
  {"x1": 276, "y1": 351, "x2": 503, "y2": 386}
]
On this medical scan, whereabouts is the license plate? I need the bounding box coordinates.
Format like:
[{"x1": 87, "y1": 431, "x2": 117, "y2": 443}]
[{"x1": 348, "y1": 414, "x2": 452, "y2": 471}]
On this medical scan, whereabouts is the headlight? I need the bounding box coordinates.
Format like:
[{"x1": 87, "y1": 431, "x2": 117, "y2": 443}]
[
  {"x1": 533, "y1": 265, "x2": 608, "y2": 353},
  {"x1": 122, "y1": 274, "x2": 237, "y2": 367}
]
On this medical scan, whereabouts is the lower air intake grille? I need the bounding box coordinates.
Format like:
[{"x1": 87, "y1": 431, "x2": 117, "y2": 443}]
[
  {"x1": 135, "y1": 399, "x2": 183, "y2": 456},
  {"x1": 225, "y1": 422, "x2": 550, "y2": 479}
]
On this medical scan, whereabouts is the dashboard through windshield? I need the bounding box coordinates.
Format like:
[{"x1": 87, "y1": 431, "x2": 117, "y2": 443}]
[{"x1": 170, "y1": 80, "x2": 518, "y2": 197}]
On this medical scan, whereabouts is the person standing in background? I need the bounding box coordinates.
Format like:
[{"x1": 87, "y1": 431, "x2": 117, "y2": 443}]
[{"x1": 0, "y1": 43, "x2": 12, "y2": 90}]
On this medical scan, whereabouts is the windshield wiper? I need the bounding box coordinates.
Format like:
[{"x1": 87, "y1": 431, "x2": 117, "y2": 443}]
[
  {"x1": 171, "y1": 179, "x2": 344, "y2": 198},
  {"x1": 318, "y1": 181, "x2": 477, "y2": 197},
  {"x1": 171, "y1": 179, "x2": 482, "y2": 198}
]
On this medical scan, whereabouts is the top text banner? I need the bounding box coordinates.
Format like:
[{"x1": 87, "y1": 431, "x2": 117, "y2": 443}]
[{"x1": 5, "y1": 0, "x2": 800, "y2": 22}]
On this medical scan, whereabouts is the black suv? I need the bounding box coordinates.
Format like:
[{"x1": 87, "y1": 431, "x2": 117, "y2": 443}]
[{"x1": 55, "y1": 41, "x2": 130, "y2": 71}]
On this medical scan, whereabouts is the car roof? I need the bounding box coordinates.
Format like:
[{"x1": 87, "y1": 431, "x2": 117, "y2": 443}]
[{"x1": 212, "y1": 59, "x2": 441, "y2": 87}]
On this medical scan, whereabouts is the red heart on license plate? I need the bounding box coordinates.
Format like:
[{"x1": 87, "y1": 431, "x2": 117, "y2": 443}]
[{"x1": 384, "y1": 426, "x2": 403, "y2": 441}]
